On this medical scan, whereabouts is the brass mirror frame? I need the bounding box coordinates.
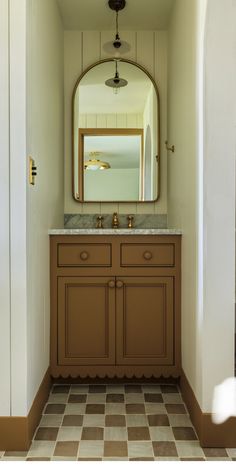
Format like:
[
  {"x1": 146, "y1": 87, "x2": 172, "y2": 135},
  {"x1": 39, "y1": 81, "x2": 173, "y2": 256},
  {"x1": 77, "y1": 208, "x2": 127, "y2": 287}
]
[{"x1": 72, "y1": 58, "x2": 161, "y2": 203}]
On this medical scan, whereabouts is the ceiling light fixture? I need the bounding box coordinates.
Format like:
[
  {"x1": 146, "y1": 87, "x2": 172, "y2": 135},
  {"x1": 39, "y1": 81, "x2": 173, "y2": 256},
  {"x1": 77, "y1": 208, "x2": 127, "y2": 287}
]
[
  {"x1": 105, "y1": 60, "x2": 128, "y2": 94},
  {"x1": 84, "y1": 152, "x2": 111, "y2": 171},
  {"x1": 103, "y1": 0, "x2": 131, "y2": 57}
]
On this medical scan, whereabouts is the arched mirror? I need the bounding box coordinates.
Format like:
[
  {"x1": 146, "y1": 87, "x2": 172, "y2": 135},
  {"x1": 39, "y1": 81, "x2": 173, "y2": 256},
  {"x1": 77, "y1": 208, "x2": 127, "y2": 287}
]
[{"x1": 72, "y1": 59, "x2": 160, "y2": 203}]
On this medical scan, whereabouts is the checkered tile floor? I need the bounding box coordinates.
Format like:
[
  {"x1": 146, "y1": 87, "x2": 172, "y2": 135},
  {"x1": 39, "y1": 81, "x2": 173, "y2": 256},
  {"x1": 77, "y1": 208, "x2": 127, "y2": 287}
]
[{"x1": 1, "y1": 383, "x2": 236, "y2": 461}]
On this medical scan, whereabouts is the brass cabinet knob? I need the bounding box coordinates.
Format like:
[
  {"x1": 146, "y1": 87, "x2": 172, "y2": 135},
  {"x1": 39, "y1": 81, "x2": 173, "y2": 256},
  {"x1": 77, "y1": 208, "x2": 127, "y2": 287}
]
[
  {"x1": 108, "y1": 280, "x2": 115, "y2": 288},
  {"x1": 80, "y1": 251, "x2": 89, "y2": 261},
  {"x1": 116, "y1": 280, "x2": 124, "y2": 289},
  {"x1": 143, "y1": 251, "x2": 153, "y2": 261}
]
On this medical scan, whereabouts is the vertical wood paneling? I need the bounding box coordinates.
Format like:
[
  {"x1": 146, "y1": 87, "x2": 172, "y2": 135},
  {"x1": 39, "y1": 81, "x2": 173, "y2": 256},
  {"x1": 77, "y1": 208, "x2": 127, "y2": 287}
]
[
  {"x1": 82, "y1": 31, "x2": 101, "y2": 70},
  {"x1": 64, "y1": 30, "x2": 168, "y2": 215},
  {"x1": 86, "y1": 114, "x2": 97, "y2": 128},
  {"x1": 136, "y1": 31, "x2": 155, "y2": 76},
  {"x1": 64, "y1": 31, "x2": 83, "y2": 213}
]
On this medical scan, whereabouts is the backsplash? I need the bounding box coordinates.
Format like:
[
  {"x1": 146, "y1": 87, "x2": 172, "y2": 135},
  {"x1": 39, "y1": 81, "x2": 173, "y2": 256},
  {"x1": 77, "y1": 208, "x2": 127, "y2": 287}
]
[{"x1": 64, "y1": 214, "x2": 167, "y2": 229}]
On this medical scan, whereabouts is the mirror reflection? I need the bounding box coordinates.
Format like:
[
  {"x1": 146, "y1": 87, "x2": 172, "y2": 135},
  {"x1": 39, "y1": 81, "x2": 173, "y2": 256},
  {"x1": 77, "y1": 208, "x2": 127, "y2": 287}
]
[{"x1": 73, "y1": 59, "x2": 160, "y2": 202}]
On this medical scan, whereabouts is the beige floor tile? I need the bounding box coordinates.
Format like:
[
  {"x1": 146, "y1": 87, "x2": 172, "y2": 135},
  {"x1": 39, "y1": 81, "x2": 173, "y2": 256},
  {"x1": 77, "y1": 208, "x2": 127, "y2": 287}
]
[
  {"x1": 104, "y1": 440, "x2": 128, "y2": 457},
  {"x1": 48, "y1": 394, "x2": 69, "y2": 404},
  {"x1": 106, "y1": 385, "x2": 125, "y2": 393},
  {"x1": 162, "y1": 393, "x2": 183, "y2": 404},
  {"x1": 65, "y1": 403, "x2": 86, "y2": 415},
  {"x1": 4, "y1": 452, "x2": 27, "y2": 457},
  {"x1": 126, "y1": 414, "x2": 148, "y2": 427},
  {"x1": 83, "y1": 414, "x2": 105, "y2": 427},
  {"x1": 154, "y1": 457, "x2": 180, "y2": 461},
  {"x1": 52, "y1": 385, "x2": 70, "y2": 394},
  {"x1": 168, "y1": 414, "x2": 192, "y2": 427},
  {"x1": 125, "y1": 393, "x2": 145, "y2": 403},
  {"x1": 57, "y1": 426, "x2": 82, "y2": 441},
  {"x1": 150, "y1": 426, "x2": 175, "y2": 441},
  {"x1": 86, "y1": 404, "x2": 105, "y2": 415},
  {"x1": 34, "y1": 427, "x2": 58, "y2": 441},
  {"x1": 125, "y1": 385, "x2": 142, "y2": 394},
  {"x1": 62, "y1": 415, "x2": 83, "y2": 427},
  {"x1": 142, "y1": 385, "x2": 161, "y2": 393},
  {"x1": 44, "y1": 404, "x2": 65, "y2": 415},
  {"x1": 103, "y1": 458, "x2": 129, "y2": 461},
  {"x1": 81, "y1": 427, "x2": 104, "y2": 440},
  {"x1": 2, "y1": 458, "x2": 27, "y2": 461},
  {"x1": 87, "y1": 394, "x2": 106, "y2": 404},
  {"x1": 176, "y1": 441, "x2": 204, "y2": 458},
  {"x1": 54, "y1": 441, "x2": 79, "y2": 457},
  {"x1": 105, "y1": 415, "x2": 126, "y2": 427},
  {"x1": 27, "y1": 441, "x2": 56, "y2": 457},
  {"x1": 145, "y1": 403, "x2": 166, "y2": 414},
  {"x1": 105, "y1": 403, "x2": 126, "y2": 414},
  {"x1": 51, "y1": 457, "x2": 77, "y2": 461},
  {"x1": 70, "y1": 385, "x2": 89, "y2": 393},
  {"x1": 104, "y1": 427, "x2": 128, "y2": 441},
  {"x1": 128, "y1": 441, "x2": 154, "y2": 458},
  {"x1": 78, "y1": 440, "x2": 104, "y2": 457},
  {"x1": 40, "y1": 414, "x2": 63, "y2": 427},
  {"x1": 226, "y1": 448, "x2": 236, "y2": 458},
  {"x1": 126, "y1": 404, "x2": 145, "y2": 414}
]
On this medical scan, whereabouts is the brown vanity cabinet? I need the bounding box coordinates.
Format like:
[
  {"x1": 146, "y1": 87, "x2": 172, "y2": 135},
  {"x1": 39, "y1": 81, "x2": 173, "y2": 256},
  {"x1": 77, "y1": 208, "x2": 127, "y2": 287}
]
[{"x1": 50, "y1": 235, "x2": 181, "y2": 379}]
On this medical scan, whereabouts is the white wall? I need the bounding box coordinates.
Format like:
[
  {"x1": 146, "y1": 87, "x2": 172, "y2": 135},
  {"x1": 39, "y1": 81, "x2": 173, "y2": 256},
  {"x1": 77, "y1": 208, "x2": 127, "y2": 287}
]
[
  {"x1": 167, "y1": 0, "x2": 199, "y2": 405},
  {"x1": 200, "y1": 0, "x2": 236, "y2": 411},
  {"x1": 0, "y1": 0, "x2": 11, "y2": 416},
  {"x1": 168, "y1": 0, "x2": 236, "y2": 412},
  {"x1": 64, "y1": 30, "x2": 167, "y2": 215},
  {"x1": 26, "y1": 0, "x2": 64, "y2": 411}
]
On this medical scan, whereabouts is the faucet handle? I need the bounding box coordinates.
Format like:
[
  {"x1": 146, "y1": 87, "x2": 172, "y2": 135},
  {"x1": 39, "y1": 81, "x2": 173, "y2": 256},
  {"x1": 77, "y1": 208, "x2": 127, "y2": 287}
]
[
  {"x1": 127, "y1": 215, "x2": 134, "y2": 229},
  {"x1": 96, "y1": 215, "x2": 104, "y2": 229},
  {"x1": 112, "y1": 212, "x2": 119, "y2": 229}
]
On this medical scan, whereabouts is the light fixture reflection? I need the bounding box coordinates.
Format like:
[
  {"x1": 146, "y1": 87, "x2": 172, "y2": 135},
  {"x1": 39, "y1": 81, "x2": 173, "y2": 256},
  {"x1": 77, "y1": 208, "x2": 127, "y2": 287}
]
[
  {"x1": 105, "y1": 60, "x2": 128, "y2": 93},
  {"x1": 84, "y1": 152, "x2": 111, "y2": 171}
]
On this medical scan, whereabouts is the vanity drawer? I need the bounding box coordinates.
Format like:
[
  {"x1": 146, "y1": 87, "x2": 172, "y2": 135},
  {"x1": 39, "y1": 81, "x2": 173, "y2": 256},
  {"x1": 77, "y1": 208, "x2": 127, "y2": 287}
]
[
  {"x1": 120, "y1": 243, "x2": 175, "y2": 267},
  {"x1": 57, "y1": 243, "x2": 112, "y2": 267}
]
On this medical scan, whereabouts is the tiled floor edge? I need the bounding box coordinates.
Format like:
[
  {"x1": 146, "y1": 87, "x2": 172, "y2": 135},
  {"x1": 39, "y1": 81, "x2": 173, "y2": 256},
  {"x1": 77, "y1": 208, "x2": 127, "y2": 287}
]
[{"x1": 180, "y1": 369, "x2": 236, "y2": 448}]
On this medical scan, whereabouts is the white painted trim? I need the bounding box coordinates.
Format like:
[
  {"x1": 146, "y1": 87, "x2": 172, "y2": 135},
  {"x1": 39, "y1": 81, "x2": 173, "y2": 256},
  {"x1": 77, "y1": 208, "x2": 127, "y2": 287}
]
[
  {"x1": 9, "y1": 0, "x2": 28, "y2": 416},
  {"x1": 0, "y1": 0, "x2": 11, "y2": 416}
]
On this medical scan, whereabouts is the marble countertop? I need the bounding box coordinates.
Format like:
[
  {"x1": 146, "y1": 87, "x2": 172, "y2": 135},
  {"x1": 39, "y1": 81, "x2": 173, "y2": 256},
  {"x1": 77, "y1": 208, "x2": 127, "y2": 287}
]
[{"x1": 49, "y1": 228, "x2": 182, "y2": 235}]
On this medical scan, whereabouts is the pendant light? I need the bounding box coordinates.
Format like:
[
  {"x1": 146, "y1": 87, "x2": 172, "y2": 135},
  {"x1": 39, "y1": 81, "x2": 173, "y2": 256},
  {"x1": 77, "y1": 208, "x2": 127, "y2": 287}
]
[
  {"x1": 84, "y1": 152, "x2": 111, "y2": 171},
  {"x1": 103, "y1": 0, "x2": 131, "y2": 57},
  {"x1": 105, "y1": 60, "x2": 128, "y2": 94}
]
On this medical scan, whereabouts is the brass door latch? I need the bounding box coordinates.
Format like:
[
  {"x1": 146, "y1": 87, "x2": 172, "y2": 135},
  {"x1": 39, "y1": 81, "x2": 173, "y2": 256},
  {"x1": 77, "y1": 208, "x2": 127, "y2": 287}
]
[{"x1": 29, "y1": 156, "x2": 37, "y2": 185}]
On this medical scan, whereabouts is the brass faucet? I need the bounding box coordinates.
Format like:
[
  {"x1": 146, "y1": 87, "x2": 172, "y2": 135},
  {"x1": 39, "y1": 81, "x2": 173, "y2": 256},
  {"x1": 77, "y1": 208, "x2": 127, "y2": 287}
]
[
  {"x1": 127, "y1": 215, "x2": 134, "y2": 229},
  {"x1": 112, "y1": 212, "x2": 119, "y2": 229},
  {"x1": 96, "y1": 215, "x2": 104, "y2": 229}
]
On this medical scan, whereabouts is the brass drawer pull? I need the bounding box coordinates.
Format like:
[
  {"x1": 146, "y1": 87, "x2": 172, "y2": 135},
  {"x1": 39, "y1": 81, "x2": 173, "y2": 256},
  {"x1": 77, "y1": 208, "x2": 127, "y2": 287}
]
[
  {"x1": 80, "y1": 251, "x2": 89, "y2": 261},
  {"x1": 116, "y1": 280, "x2": 124, "y2": 289},
  {"x1": 143, "y1": 251, "x2": 153, "y2": 261},
  {"x1": 108, "y1": 280, "x2": 115, "y2": 288}
]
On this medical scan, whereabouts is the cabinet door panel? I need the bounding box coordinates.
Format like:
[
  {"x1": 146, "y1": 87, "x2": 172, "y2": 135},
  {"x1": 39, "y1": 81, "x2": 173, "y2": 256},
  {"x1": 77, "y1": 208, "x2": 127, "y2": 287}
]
[
  {"x1": 58, "y1": 277, "x2": 115, "y2": 365},
  {"x1": 116, "y1": 277, "x2": 174, "y2": 365}
]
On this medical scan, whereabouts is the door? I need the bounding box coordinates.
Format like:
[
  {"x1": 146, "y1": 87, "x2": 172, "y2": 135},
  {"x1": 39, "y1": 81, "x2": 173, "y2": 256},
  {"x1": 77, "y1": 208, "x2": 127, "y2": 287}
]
[
  {"x1": 116, "y1": 277, "x2": 174, "y2": 365},
  {"x1": 58, "y1": 277, "x2": 116, "y2": 365}
]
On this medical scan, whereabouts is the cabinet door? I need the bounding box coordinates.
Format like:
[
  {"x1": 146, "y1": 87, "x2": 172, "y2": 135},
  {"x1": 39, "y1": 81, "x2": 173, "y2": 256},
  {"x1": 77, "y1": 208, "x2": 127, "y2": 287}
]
[
  {"x1": 116, "y1": 277, "x2": 174, "y2": 365},
  {"x1": 58, "y1": 277, "x2": 116, "y2": 365}
]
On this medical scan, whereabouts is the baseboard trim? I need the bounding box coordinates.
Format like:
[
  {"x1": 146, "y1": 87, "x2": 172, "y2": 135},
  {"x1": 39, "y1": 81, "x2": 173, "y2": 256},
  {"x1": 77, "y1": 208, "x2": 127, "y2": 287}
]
[
  {"x1": 180, "y1": 369, "x2": 236, "y2": 447},
  {"x1": 0, "y1": 368, "x2": 51, "y2": 451}
]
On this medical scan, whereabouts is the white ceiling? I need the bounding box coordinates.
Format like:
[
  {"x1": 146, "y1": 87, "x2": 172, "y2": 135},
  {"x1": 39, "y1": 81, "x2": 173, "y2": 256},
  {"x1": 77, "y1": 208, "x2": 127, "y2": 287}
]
[
  {"x1": 57, "y1": 0, "x2": 175, "y2": 31},
  {"x1": 78, "y1": 61, "x2": 152, "y2": 114}
]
